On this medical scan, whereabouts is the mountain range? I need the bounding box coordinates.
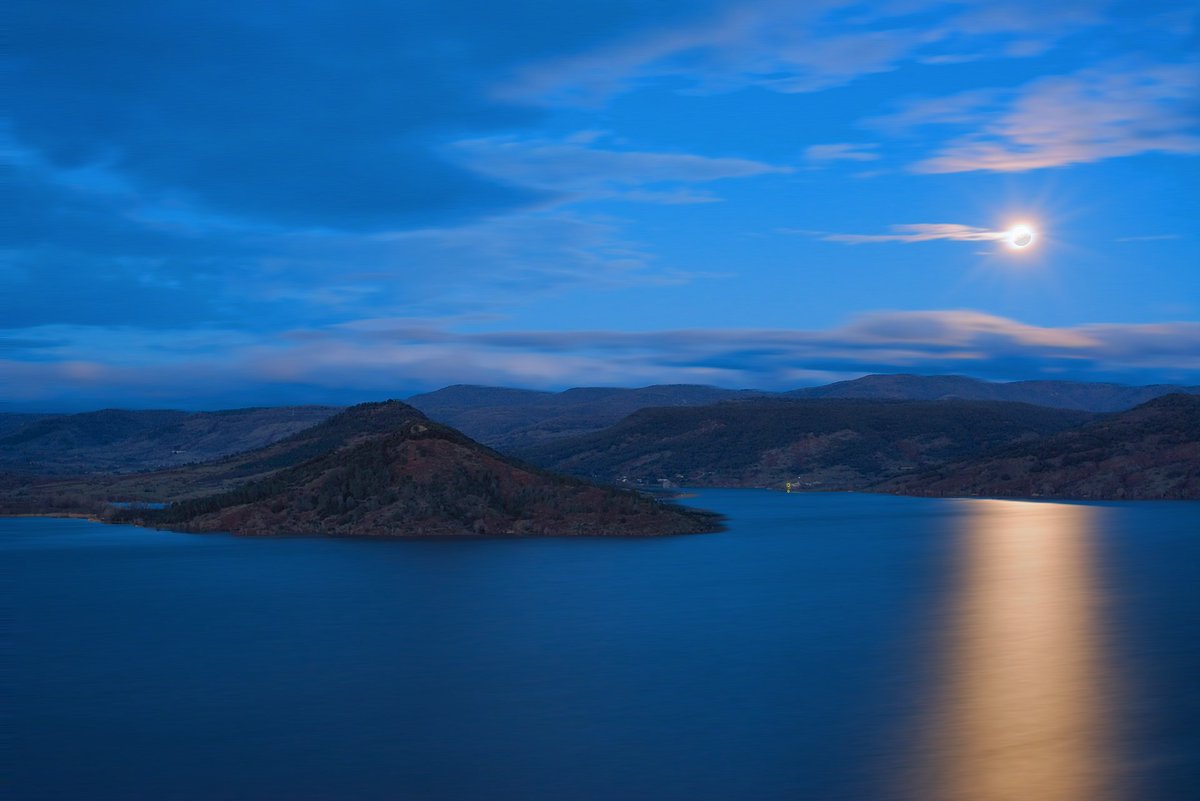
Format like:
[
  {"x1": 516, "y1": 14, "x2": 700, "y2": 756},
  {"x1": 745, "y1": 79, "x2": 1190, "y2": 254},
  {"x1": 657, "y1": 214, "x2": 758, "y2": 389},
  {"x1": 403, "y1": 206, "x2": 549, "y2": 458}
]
[
  {"x1": 787, "y1": 374, "x2": 1199, "y2": 410},
  {"x1": 2, "y1": 376, "x2": 1197, "y2": 509},
  {"x1": 409, "y1": 375, "x2": 1197, "y2": 451},
  {"x1": 5, "y1": 375, "x2": 1196, "y2": 477}
]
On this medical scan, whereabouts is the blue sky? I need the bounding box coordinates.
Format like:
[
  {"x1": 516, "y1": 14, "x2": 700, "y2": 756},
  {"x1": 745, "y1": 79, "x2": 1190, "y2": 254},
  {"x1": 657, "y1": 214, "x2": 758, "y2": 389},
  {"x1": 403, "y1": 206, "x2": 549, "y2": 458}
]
[{"x1": 5, "y1": 0, "x2": 1199, "y2": 409}]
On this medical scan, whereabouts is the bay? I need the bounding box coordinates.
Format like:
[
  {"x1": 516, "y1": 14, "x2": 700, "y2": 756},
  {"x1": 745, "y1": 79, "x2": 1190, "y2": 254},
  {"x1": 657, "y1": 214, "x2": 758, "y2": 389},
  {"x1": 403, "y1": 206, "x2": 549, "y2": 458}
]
[{"x1": 6, "y1": 491, "x2": 1198, "y2": 800}]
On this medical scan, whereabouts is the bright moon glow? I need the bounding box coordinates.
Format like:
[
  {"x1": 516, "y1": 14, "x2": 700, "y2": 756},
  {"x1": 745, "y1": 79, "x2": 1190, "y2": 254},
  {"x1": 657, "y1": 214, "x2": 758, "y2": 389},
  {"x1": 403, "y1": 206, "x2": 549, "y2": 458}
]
[{"x1": 1008, "y1": 224, "x2": 1036, "y2": 249}]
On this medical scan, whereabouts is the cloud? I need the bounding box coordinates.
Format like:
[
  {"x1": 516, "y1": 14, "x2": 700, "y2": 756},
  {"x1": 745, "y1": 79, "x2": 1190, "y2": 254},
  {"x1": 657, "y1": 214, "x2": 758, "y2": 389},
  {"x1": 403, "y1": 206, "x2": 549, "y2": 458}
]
[
  {"x1": 5, "y1": 311, "x2": 1198, "y2": 408},
  {"x1": 1, "y1": 154, "x2": 699, "y2": 332},
  {"x1": 866, "y1": 89, "x2": 1001, "y2": 133},
  {"x1": 12, "y1": 0, "x2": 1192, "y2": 242},
  {"x1": 7, "y1": 0, "x2": 726, "y2": 231},
  {"x1": 361, "y1": 212, "x2": 698, "y2": 292},
  {"x1": 448, "y1": 134, "x2": 788, "y2": 203},
  {"x1": 943, "y1": 0, "x2": 1108, "y2": 38},
  {"x1": 804, "y1": 143, "x2": 880, "y2": 163},
  {"x1": 495, "y1": 3, "x2": 916, "y2": 104},
  {"x1": 7, "y1": 0, "x2": 1197, "y2": 412},
  {"x1": 495, "y1": 0, "x2": 1116, "y2": 106},
  {"x1": 793, "y1": 223, "x2": 1007, "y2": 244},
  {"x1": 255, "y1": 209, "x2": 711, "y2": 314},
  {"x1": 881, "y1": 60, "x2": 1200, "y2": 173}
]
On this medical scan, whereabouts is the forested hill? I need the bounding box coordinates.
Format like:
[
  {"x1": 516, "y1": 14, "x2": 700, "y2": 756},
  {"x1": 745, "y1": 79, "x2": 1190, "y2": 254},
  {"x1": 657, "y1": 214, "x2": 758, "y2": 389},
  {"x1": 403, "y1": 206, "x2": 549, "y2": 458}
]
[
  {"x1": 515, "y1": 398, "x2": 1095, "y2": 490},
  {"x1": 879, "y1": 394, "x2": 1200, "y2": 500},
  {"x1": 117, "y1": 401, "x2": 719, "y2": 537},
  {"x1": 0, "y1": 400, "x2": 424, "y2": 510}
]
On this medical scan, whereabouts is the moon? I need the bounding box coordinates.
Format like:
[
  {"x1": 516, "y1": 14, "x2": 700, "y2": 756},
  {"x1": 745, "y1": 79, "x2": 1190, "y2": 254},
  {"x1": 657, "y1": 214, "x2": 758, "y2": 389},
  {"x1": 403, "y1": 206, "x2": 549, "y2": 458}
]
[{"x1": 1008, "y1": 224, "x2": 1035, "y2": 249}]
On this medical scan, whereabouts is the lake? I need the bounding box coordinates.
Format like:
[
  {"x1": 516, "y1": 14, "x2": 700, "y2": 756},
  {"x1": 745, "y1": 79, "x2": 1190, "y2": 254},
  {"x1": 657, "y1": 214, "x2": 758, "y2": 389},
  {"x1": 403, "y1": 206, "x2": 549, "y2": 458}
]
[{"x1": 6, "y1": 491, "x2": 1199, "y2": 801}]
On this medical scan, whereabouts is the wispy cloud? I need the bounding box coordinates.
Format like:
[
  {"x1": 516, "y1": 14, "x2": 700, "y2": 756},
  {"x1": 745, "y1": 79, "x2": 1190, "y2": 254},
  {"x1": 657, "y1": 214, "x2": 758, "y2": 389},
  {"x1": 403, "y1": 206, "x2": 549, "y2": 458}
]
[
  {"x1": 866, "y1": 89, "x2": 1000, "y2": 133},
  {"x1": 448, "y1": 134, "x2": 788, "y2": 204},
  {"x1": 1, "y1": 154, "x2": 706, "y2": 333},
  {"x1": 791, "y1": 223, "x2": 1007, "y2": 244},
  {"x1": 804, "y1": 143, "x2": 880, "y2": 164},
  {"x1": 1114, "y1": 234, "x2": 1184, "y2": 242},
  {"x1": 879, "y1": 60, "x2": 1200, "y2": 173},
  {"x1": 5, "y1": 312, "x2": 1198, "y2": 408},
  {"x1": 496, "y1": 0, "x2": 1115, "y2": 106}
]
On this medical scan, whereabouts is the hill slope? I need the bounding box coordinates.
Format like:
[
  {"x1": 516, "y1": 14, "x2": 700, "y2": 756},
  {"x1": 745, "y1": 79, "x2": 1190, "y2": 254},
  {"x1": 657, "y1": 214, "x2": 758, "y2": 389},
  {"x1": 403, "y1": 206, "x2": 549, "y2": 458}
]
[
  {"x1": 2, "y1": 399, "x2": 476, "y2": 511},
  {"x1": 407, "y1": 384, "x2": 765, "y2": 451},
  {"x1": 0, "y1": 413, "x2": 49, "y2": 438},
  {"x1": 409, "y1": 377, "x2": 1196, "y2": 455},
  {"x1": 879, "y1": 394, "x2": 1200, "y2": 500},
  {"x1": 0, "y1": 406, "x2": 340, "y2": 474},
  {"x1": 105, "y1": 401, "x2": 721, "y2": 537},
  {"x1": 516, "y1": 399, "x2": 1095, "y2": 490}
]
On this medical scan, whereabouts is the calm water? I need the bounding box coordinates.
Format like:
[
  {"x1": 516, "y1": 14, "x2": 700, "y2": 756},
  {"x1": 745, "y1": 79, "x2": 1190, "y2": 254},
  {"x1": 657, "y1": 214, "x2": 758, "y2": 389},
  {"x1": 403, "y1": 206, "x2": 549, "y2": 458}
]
[{"x1": 6, "y1": 491, "x2": 1199, "y2": 801}]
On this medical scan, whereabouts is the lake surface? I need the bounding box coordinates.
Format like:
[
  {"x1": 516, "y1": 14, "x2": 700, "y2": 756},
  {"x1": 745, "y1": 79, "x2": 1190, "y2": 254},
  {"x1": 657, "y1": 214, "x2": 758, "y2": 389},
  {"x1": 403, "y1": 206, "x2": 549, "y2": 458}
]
[{"x1": 6, "y1": 491, "x2": 1199, "y2": 801}]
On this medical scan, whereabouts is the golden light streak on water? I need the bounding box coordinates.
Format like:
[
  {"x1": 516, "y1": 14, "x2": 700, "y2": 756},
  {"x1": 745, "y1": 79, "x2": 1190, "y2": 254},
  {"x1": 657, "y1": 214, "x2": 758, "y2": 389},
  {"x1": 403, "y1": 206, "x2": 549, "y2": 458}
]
[{"x1": 925, "y1": 500, "x2": 1116, "y2": 801}]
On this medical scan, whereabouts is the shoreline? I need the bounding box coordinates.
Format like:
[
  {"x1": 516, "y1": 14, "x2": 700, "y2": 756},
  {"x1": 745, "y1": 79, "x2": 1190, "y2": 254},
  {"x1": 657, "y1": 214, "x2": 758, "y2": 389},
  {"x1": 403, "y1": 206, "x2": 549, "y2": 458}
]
[
  {"x1": 2, "y1": 507, "x2": 725, "y2": 539},
  {"x1": 6, "y1": 486, "x2": 1196, "y2": 532},
  {"x1": 1, "y1": 512, "x2": 106, "y2": 521}
]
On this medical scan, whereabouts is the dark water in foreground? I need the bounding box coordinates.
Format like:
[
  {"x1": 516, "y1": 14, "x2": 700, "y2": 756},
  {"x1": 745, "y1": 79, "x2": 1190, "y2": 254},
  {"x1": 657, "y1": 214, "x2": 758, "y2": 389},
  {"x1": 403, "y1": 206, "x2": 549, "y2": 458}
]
[{"x1": 6, "y1": 491, "x2": 1199, "y2": 801}]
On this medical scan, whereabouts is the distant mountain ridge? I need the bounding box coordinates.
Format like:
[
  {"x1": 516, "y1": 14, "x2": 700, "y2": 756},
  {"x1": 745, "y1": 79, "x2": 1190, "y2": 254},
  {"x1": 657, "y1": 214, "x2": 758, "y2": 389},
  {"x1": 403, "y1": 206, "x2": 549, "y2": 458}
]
[
  {"x1": 789, "y1": 374, "x2": 1200, "y2": 411},
  {"x1": 879, "y1": 394, "x2": 1200, "y2": 500}
]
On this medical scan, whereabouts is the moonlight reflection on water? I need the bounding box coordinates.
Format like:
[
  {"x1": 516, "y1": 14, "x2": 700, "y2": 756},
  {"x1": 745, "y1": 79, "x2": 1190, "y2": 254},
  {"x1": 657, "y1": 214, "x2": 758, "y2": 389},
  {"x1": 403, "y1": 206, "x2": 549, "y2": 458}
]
[{"x1": 923, "y1": 500, "x2": 1114, "y2": 801}]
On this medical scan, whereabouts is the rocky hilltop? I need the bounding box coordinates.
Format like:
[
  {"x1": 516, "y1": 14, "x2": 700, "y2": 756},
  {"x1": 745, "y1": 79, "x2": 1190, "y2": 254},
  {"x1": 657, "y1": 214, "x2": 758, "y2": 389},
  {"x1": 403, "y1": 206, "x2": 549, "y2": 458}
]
[
  {"x1": 879, "y1": 394, "x2": 1200, "y2": 500},
  {"x1": 119, "y1": 401, "x2": 719, "y2": 537}
]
